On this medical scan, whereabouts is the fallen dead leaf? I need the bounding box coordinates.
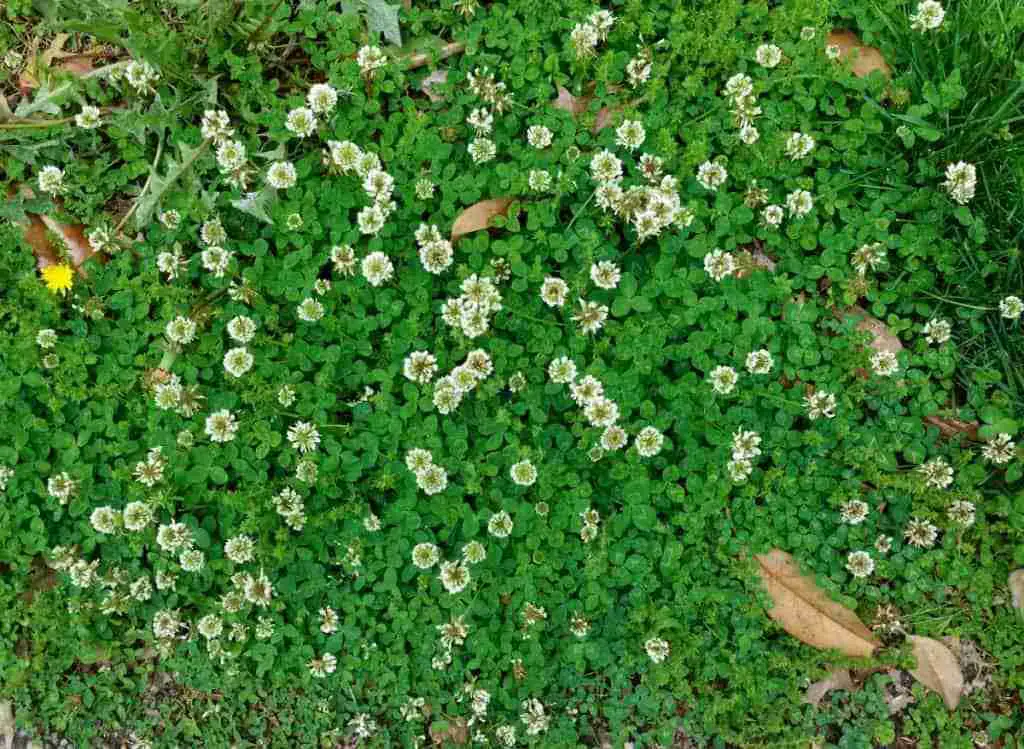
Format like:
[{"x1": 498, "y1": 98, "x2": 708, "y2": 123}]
[
  {"x1": 846, "y1": 306, "x2": 903, "y2": 354},
  {"x1": 922, "y1": 415, "x2": 980, "y2": 441},
  {"x1": 11, "y1": 186, "x2": 97, "y2": 275},
  {"x1": 451, "y1": 197, "x2": 516, "y2": 242},
  {"x1": 735, "y1": 247, "x2": 777, "y2": 279},
  {"x1": 908, "y1": 635, "x2": 964, "y2": 710},
  {"x1": 804, "y1": 668, "x2": 855, "y2": 707},
  {"x1": 826, "y1": 30, "x2": 892, "y2": 80},
  {"x1": 429, "y1": 717, "x2": 469, "y2": 745},
  {"x1": 18, "y1": 33, "x2": 98, "y2": 93},
  {"x1": 755, "y1": 549, "x2": 879, "y2": 658},
  {"x1": 420, "y1": 70, "x2": 448, "y2": 102},
  {"x1": 1008, "y1": 569, "x2": 1024, "y2": 614},
  {"x1": 553, "y1": 85, "x2": 592, "y2": 117}
]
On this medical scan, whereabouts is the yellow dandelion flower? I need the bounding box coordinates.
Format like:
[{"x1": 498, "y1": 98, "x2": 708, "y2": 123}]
[{"x1": 41, "y1": 263, "x2": 74, "y2": 295}]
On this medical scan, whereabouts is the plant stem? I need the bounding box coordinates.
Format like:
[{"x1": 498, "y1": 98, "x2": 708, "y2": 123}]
[{"x1": 567, "y1": 189, "x2": 597, "y2": 230}]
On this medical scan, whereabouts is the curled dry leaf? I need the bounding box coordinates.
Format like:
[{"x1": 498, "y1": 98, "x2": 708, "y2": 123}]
[
  {"x1": 755, "y1": 549, "x2": 879, "y2": 658},
  {"x1": 804, "y1": 668, "x2": 855, "y2": 707},
  {"x1": 826, "y1": 30, "x2": 892, "y2": 80},
  {"x1": 419, "y1": 70, "x2": 448, "y2": 102},
  {"x1": 551, "y1": 83, "x2": 629, "y2": 133},
  {"x1": 450, "y1": 197, "x2": 516, "y2": 242},
  {"x1": 923, "y1": 415, "x2": 980, "y2": 441},
  {"x1": 11, "y1": 186, "x2": 97, "y2": 275},
  {"x1": 908, "y1": 635, "x2": 964, "y2": 710},
  {"x1": 846, "y1": 306, "x2": 903, "y2": 354},
  {"x1": 1008, "y1": 569, "x2": 1024, "y2": 614},
  {"x1": 429, "y1": 717, "x2": 469, "y2": 745}
]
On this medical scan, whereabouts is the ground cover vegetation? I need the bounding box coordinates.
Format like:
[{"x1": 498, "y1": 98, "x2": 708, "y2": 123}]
[{"x1": 0, "y1": 0, "x2": 1023, "y2": 746}]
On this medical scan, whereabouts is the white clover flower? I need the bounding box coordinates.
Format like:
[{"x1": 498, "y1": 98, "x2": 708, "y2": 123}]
[
  {"x1": 801, "y1": 26, "x2": 817, "y2": 40},
  {"x1": 635, "y1": 426, "x2": 664, "y2": 457},
  {"x1": 526, "y1": 124, "x2": 553, "y2": 149},
  {"x1": 910, "y1": 0, "x2": 945, "y2": 32},
  {"x1": 981, "y1": 433, "x2": 1015, "y2": 465},
  {"x1": 216, "y1": 140, "x2": 246, "y2": 171},
  {"x1": 919, "y1": 457, "x2": 954, "y2": 489},
  {"x1": 600, "y1": 425, "x2": 628, "y2": 451},
  {"x1": 762, "y1": 204, "x2": 784, "y2": 226},
  {"x1": 403, "y1": 351, "x2": 438, "y2": 384},
  {"x1": 319, "y1": 606, "x2": 339, "y2": 634},
  {"x1": 287, "y1": 421, "x2": 320, "y2": 454},
  {"x1": 415, "y1": 177, "x2": 435, "y2": 199},
  {"x1": 846, "y1": 551, "x2": 875, "y2": 578},
  {"x1": 804, "y1": 390, "x2": 837, "y2": 420},
  {"x1": 942, "y1": 161, "x2": 976, "y2": 204},
  {"x1": 38, "y1": 165, "x2": 64, "y2": 194},
  {"x1": 197, "y1": 613, "x2": 223, "y2": 640},
  {"x1": 330, "y1": 245, "x2": 357, "y2": 276},
  {"x1": 122, "y1": 501, "x2": 153, "y2": 531},
  {"x1": 745, "y1": 349, "x2": 774, "y2": 374},
  {"x1": 488, "y1": 510, "x2": 514, "y2": 538},
  {"x1": 439, "y1": 560, "x2": 471, "y2": 593},
  {"x1": 205, "y1": 409, "x2": 238, "y2": 443},
  {"x1": 825, "y1": 44, "x2": 842, "y2": 60},
  {"x1": 223, "y1": 347, "x2": 254, "y2": 378},
  {"x1": 947, "y1": 500, "x2": 976, "y2": 527},
  {"x1": 785, "y1": 189, "x2": 814, "y2": 217},
  {"x1": 307, "y1": 83, "x2": 338, "y2": 114},
  {"x1": 418, "y1": 240, "x2": 453, "y2": 275},
  {"x1": 870, "y1": 350, "x2": 900, "y2": 377},
  {"x1": 784, "y1": 131, "x2": 815, "y2": 160},
  {"x1": 922, "y1": 318, "x2": 951, "y2": 345},
  {"x1": 467, "y1": 107, "x2": 494, "y2": 135},
  {"x1": 510, "y1": 460, "x2": 538, "y2": 487},
  {"x1": 709, "y1": 365, "x2": 739, "y2": 395},
  {"x1": 590, "y1": 150, "x2": 623, "y2": 183},
  {"x1": 36, "y1": 329, "x2": 57, "y2": 349},
  {"x1": 412, "y1": 542, "x2": 440, "y2": 569},
  {"x1": 999, "y1": 295, "x2": 1023, "y2": 320},
  {"x1": 840, "y1": 499, "x2": 869, "y2": 525},
  {"x1": 75, "y1": 105, "x2": 102, "y2": 129},
  {"x1": 417, "y1": 464, "x2": 448, "y2": 495},
  {"x1": 570, "y1": 375, "x2": 604, "y2": 405},
  {"x1": 704, "y1": 250, "x2": 735, "y2": 282},
  {"x1": 90, "y1": 506, "x2": 119, "y2": 534},
  {"x1": 266, "y1": 161, "x2": 297, "y2": 189},
  {"x1": 626, "y1": 55, "x2": 652, "y2": 87},
  {"x1": 200, "y1": 109, "x2": 233, "y2": 142},
  {"x1": 405, "y1": 448, "x2": 434, "y2": 475},
  {"x1": 755, "y1": 44, "x2": 783, "y2": 68},
  {"x1": 462, "y1": 541, "x2": 486, "y2": 565},
  {"x1": 468, "y1": 137, "x2": 497, "y2": 164},
  {"x1": 361, "y1": 251, "x2": 394, "y2": 286},
  {"x1": 152, "y1": 610, "x2": 181, "y2": 639},
  {"x1": 739, "y1": 123, "x2": 760, "y2": 144},
  {"x1": 548, "y1": 356, "x2": 577, "y2": 384},
  {"x1": 540, "y1": 276, "x2": 569, "y2": 307},
  {"x1": 615, "y1": 119, "x2": 646, "y2": 150},
  {"x1": 224, "y1": 535, "x2": 255, "y2": 564},
  {"x1": 297, "y1": 298, "x2": 324, "y2": 322},
  {"x1": 124, "y1": 60, "x2": 159, "y2": 93},
  {"x1": 226, "y1": 316, "x2": 257, "y2": 344},
  {"x1": 570, "y1": 22, "x2": 600, "y2": 58},
  {"x1": 573, "y1": 299, "x2": 609, "y2": 335},
  {"x1": 356, "y1": 204, "x2": 386, "y2": 235},
  {"x1": 308, "y1": 652, "x2": 337, "y2": 678},
  {"x1": 528, "y1": 169, "x2": 552, "y2": 192},
  {"x1": 696, "y1": 160, "x2": 727, "y2": 191},
  {"x1": 180, "y1": 549, "x2": 205, "y2": 572},
  {"x1": 357, "y1": 45, "x2": 387, "y2": 78},
  {"x1": 200, "y1": 246, "x2": 232, "y2": 278},
  {"x1": 851, "y1": 242, "x2": 886, "y2": 275},
  {"x1": 584, "y1": 397, "x2": 619, "y2": 428},
  {"x1": 727, "y1": 458, "x2": 753, "y2": 483},
  {"x1": 165, "y1": 316, "x2": 197, "y2": 345},
  {"x1": 590, "y1": 260, "x2": 621, "y2": 290},
  {"x1": 645, "y1": 637, "x2": 670, "y2": 663},
  {"x1": 904, "y1": 517, "x2": 939, "y2": 548},
  {"x1": 278, "y1": 384, "x2": 296, "y2": 407}
]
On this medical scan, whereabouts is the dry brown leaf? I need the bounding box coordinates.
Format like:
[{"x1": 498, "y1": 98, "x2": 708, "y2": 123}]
[
  {"x1": 1009, "y1": 569, "x2": 1024, "y2": 614},
  {"x1": 826, "y1": 30, "x2": 892, "y2": 80},
  {"x1": 429, "y1": 718, "x2": 469, "y2": 745},
  {"x1": 755, "y1": 549, "x2": 879, "y2": 658},
  {"x1": 450, "y1": 197, "x2": 515, "y2": 242},
  {"x1": 553, "y1": 85, "x2": 592, "y2": 117},
  {"x1": 804, "y1": 668, "x2": 855, "y2": 707},
  {"x1": 922, "y1": 415, "x2": 980, "y2": 441},
  {"x1": 420, "y1": 70, "x2": 448, "y2": 102},
  {"x1": 18, "y1": 33, "x2": 97, "y2": 92},
  {"x1": 908, "y1": 635, "x2": 964, "y2": 710},
  {"x1": 12, "y1": 184, "x2": 100, "y2": 275},
  {"x1": 846, "y1": 306, "x2": 903, "y2": 354}
]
